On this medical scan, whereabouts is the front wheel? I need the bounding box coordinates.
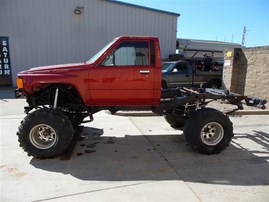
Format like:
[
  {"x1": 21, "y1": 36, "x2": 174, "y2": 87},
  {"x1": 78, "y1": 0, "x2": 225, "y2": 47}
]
[
  {"x1": 17, "y1": 109, "x2": 74, "y2": 158},
  {"x1": 183, "y1": 108, "x2": 233, "y2": 154}
]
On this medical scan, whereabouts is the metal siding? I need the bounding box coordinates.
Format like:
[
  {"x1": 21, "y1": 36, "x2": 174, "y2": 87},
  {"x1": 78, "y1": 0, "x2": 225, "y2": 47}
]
[
  {"x1": 101, "y1": 2, "x2": 177, "y2": 59},
  {"x1": 0, "y1": 0, "x2": 177, "y2": 86}
]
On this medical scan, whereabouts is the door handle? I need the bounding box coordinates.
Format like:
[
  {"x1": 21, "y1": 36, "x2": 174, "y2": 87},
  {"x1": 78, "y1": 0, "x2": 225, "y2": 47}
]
[{"x1": 140, "y1": 70, "x2": 150, "y2": 74}]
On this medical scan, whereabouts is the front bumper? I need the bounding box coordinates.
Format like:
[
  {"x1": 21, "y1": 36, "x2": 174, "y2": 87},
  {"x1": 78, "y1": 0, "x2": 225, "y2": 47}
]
[{"x1": 14, "y1": 88, "x2": 23, "y2": 98}]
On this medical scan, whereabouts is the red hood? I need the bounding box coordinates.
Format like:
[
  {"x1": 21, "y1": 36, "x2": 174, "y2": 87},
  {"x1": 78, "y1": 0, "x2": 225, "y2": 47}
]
[{"x1": 20, "y1": 63, "x2": 89, "y2": 74}]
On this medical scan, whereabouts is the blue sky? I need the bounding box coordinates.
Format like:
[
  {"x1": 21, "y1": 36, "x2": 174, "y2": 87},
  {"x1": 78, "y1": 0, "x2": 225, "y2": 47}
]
[{"x1": 120, "y1": 0, "x2": 269, "y2": 47}]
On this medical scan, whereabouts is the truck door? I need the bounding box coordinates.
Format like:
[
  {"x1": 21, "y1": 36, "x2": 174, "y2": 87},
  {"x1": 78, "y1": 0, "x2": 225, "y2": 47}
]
[
  {"x1": 169, "y1": 61, "x2": 192, "y2": 87},
  {"x1": 88, "y1": 40, "x2": 157, "y2": 106}
]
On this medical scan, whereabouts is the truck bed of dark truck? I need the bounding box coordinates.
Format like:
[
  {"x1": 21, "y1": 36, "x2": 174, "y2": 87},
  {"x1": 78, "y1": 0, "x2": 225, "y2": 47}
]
[{"x1": 15, "y1": 36, "x2": 266, "y2": 158}]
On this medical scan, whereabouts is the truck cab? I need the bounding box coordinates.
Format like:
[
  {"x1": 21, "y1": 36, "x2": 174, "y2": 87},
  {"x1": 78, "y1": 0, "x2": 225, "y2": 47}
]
[
  {"x1": 16, "y1": 36, "x2": 162, "y2": 110},
  {"x1": 162, "y1": 60, "x2": 193, "y2": 88},
  {"x1": 85, "y1": 36, "x2": 162, "y2": 106}
]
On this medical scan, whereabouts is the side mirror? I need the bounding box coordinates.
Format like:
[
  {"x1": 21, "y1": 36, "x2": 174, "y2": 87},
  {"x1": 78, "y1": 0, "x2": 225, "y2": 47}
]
[{"x1": 172, "y1": 68, "x2": 178, "y2": 73}]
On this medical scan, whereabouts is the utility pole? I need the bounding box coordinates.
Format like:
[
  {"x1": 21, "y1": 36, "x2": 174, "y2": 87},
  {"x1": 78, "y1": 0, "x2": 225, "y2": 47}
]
[{"x1": 241, "y1": 26, "x2": 246, "y2": 46}]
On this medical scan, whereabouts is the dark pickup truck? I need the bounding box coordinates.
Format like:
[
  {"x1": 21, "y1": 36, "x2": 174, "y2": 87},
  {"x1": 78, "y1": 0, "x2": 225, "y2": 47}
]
[{"x1": 162, "y1": 60, "x2": 222, "y2": 89}]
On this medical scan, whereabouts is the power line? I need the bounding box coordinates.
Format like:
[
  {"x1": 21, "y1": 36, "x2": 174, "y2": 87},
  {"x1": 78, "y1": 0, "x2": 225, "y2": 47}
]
[{"x1": 241, "y1": 26, "x2": 246, "y2": 46}]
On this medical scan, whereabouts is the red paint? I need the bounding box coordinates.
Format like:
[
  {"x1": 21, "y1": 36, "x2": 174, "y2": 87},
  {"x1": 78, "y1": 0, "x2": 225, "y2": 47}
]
[{"x1": 17, "y1": 36, "x2": 162, "y2": 106}]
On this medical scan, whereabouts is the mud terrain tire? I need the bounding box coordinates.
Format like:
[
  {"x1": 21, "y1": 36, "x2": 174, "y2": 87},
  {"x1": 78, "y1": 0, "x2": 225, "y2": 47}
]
[
  {"x1": 17, "y1": 109, "x2": 74, "y2": 158},
  {"x1": 184, "y1": 108, "x2": 233, "y2": 154},
  {"x1": 164, "y1": 114, "x2": 186, "y2": 128}
]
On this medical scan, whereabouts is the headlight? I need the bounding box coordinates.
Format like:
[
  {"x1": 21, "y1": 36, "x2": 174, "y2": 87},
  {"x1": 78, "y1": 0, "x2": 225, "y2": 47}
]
[{"x1": 16, "y1": 78, "x2": 24, "y2": 89}]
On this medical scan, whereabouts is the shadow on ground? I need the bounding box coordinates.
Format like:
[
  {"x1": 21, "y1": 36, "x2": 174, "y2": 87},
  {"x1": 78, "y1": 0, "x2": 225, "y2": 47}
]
[{"x1": 30, "y1": 126, "x2": 269, "y2": 186}]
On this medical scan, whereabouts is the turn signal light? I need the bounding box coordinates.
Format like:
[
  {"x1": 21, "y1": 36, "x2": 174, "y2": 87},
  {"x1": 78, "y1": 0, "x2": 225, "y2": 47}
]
[{"x1": 16, "y1": 78, "x2": 24, "y2": 89}]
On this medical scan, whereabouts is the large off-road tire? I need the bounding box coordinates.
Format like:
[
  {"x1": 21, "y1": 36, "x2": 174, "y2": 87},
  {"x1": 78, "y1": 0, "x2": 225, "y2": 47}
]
[
  {"x1": 183, "y1": 108, "x2": 233, "y2": 154},
  {"x1": 17, "y1": 108, "x2": 74, "y2": 158},
  {"x1": 109, "y1": 108, "x2": 118, "y2": 115},
  {"x1": 69, "y1": 114, "x2": 86, "y2": 128},
  {"x1": 164, "y1": 114, "x2": 186, "y2": 128}
]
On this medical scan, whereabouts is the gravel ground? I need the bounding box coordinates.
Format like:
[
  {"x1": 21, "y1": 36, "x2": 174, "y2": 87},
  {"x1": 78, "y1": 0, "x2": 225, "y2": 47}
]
[{"x1": 207, "y1": 99, "x2": 267, "y2": 114}]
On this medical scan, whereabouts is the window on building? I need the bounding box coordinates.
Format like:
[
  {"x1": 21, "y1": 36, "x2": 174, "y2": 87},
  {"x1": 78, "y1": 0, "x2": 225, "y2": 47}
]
[{"x1": 101, "y1": 41, "x2": 149, "y2": 66}]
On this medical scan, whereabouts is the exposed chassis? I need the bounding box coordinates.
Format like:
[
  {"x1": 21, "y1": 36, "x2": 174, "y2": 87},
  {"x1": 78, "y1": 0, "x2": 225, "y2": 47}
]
[{"x1": 160, "y1": 87, "x2": 267, "y2": 113}]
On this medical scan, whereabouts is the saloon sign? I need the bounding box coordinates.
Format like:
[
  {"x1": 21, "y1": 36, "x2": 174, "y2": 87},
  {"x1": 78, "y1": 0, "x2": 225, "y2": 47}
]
[{"x1": 0, "y1": 37, "x2": 12, "y2": 85}]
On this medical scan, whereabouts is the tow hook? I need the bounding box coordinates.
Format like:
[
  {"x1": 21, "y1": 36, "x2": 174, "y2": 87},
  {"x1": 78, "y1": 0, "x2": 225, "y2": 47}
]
[{"x1": 14, "y1": 89, "x2": 22, "y2": 98}]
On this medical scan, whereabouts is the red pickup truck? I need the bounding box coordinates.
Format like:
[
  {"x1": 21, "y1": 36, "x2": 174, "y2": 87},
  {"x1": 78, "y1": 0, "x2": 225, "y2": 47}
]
[{"x1": 15, "y1": 36, "x2": 266, "y2": 158}]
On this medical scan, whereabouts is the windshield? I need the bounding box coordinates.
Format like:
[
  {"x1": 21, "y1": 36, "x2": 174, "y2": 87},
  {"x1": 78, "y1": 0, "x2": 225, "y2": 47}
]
[
  {"x1": 162, "y1": 63, "x2": 175, "y2": 73},
  {"x1": 86, "y1": 38, "x2": 117, "y2": 64}
]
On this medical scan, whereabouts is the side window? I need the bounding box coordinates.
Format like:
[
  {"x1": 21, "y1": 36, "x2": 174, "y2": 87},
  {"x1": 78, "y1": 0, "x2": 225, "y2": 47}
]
[
  {"x1": 101, "y1": 41, "x2": 149, "y2": 66},
  {"x1": 173, "y1": 62, "x2": 188, "y2": 73}
]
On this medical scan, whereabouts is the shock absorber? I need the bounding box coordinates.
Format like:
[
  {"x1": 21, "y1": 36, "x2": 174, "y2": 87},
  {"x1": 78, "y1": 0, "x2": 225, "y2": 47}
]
[{"x1": 53, "y1": 88, "x2": 59, "y2": 109}]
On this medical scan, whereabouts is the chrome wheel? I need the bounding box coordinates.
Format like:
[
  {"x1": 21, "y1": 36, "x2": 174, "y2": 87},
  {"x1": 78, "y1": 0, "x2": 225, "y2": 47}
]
[
  {"x1": 200, "y1": 122, "x2": 224, "y2": 146},
  {"x1": 29, "y1": 124, "x2": 58, "y2": 149}
]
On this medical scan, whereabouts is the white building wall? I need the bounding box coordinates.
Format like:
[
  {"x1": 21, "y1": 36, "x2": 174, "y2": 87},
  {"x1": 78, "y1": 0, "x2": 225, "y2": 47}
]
[{"x1": 0, "y1": 0, "x2": 178, "y2": 86}]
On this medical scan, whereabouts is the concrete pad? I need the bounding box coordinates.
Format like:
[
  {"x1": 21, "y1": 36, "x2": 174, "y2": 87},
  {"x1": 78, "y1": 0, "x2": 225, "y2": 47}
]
[
  {"x1": 46, "y1": 181, "x2": 199, "y2": 201},
  {"x1": 0, "y1": 103, "x2": 198, "y2": 201},
  {"x1": 1, "y1": 99, "x2": 269, "y2": 201},
  {"x1": 129, "y1": 113, "x2": 269, "y2": 201}
]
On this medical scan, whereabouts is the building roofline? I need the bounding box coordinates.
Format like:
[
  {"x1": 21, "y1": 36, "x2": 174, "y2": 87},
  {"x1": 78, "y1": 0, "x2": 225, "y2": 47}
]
[{"x1": 105, "y1": 0, "x2": 180, "y2": 17}]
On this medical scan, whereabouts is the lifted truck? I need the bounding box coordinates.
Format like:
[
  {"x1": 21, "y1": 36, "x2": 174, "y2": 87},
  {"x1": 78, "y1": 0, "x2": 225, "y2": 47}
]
[{"x1": 15, "y1": 36, "x2": 267, "y2": 158}]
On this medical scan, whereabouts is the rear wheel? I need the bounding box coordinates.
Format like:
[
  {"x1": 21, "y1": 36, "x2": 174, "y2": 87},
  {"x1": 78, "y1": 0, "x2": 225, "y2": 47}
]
[
  {"x1": 109, "y1": 108, "x2": 118, "y2": 115},
  {"x1": 17, "y1": 108, "x2": 74, "y2": 158},
  {"x1": 183, "y1": 108, "x2": 233, "y2": 154},
  {"x1": 164, "y1": 111, "x2": 186, "y2": 128},
  {"x1": 207, "y1": 80, "x2": 221, "y2": 89}
]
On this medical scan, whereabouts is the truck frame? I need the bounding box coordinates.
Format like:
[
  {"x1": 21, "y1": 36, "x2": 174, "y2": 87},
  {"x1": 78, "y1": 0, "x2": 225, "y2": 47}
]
[{"x1": 15, "y1": 36, "x2": 267, "y2": 158}]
